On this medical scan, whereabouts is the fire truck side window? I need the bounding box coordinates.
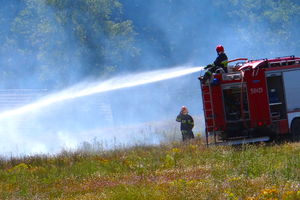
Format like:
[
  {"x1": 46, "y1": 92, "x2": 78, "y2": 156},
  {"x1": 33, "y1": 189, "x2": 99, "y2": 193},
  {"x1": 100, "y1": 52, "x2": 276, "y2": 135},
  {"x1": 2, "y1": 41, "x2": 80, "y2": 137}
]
[
  {"x1": 266, "y1": 75, "x2": 287, "y2": 120},
  {"x1": 223, "y1": 86, "x2": 249, "y2": 121}
]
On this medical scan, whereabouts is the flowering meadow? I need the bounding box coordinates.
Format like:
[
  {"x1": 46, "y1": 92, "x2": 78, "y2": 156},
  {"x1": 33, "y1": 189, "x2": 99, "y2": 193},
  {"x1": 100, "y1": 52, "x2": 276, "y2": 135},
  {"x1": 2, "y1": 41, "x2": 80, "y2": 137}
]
[{"x1": 1, "y1": 140, "x2": 300, "y2": 199}]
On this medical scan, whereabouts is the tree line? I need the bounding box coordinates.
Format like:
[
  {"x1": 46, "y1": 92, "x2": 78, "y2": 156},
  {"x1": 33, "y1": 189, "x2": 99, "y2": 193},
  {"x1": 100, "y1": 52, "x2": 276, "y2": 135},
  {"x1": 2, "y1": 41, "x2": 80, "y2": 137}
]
[{"x1": 0, "y1": 0, "x2": 299, "y2": 88}]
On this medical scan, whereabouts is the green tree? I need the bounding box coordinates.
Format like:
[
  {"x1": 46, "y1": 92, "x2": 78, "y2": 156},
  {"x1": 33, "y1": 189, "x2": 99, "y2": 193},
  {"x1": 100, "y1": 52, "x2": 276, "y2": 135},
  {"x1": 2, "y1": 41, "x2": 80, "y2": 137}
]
[
  {"x1": 0, "y1": 0, "x2": 138, "y2": 88},
  {"x1": 214, "y1": 0, "x2": 300, "y2": 56}
]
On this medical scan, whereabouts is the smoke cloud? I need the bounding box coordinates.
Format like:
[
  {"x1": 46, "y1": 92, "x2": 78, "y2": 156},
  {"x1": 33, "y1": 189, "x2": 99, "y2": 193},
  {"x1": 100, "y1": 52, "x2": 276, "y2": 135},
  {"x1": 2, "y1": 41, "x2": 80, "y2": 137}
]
[
  {"x1": 122, "y1": 0, "x2": 300, "y2": 67},
  {"x1": 0, "y1": 66, "x2": 204, "y2": 156},
  {"x1": 0, "y1": 0, "x2": 299, "y2": 156}
]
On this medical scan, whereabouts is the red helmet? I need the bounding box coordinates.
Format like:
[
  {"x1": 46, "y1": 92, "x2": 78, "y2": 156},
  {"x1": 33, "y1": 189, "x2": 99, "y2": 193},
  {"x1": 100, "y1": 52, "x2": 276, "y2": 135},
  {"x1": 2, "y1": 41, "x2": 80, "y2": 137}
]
[{"x1": 216, "y1": 45, "x2": 224, "y2": 53}]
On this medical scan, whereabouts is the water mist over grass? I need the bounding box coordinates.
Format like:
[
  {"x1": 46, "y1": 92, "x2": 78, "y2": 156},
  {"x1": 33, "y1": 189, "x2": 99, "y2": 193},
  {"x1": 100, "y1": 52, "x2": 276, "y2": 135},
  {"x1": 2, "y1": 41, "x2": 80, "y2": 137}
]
[{"x1": 0, "y1": 66, "x2": 204, "y2": 156}]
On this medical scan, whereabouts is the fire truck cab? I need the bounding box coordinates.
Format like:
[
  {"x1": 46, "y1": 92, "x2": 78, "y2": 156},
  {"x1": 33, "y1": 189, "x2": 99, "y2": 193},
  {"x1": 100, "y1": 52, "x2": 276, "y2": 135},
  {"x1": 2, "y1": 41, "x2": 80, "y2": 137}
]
[{"x1": 200, "y1": 56, "x2": 300, "y2": 145}]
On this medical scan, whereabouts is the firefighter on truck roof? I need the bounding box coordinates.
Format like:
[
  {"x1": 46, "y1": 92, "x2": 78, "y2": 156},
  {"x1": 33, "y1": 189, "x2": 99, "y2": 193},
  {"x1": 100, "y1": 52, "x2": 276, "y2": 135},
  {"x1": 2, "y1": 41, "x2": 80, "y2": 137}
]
[
  {"x1": 176, "y1": 106, "x2": 195, "y2": 141},
  {"x1": 200, "y1": 45, "x2": 228, "y2": 83}
]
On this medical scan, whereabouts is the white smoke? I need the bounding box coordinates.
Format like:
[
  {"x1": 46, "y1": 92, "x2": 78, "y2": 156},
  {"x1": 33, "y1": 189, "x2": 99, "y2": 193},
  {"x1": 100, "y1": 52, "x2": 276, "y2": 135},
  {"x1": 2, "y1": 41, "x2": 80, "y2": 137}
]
[{"x1": 0, "y1": 66, "x2": 204, "y2": 156}]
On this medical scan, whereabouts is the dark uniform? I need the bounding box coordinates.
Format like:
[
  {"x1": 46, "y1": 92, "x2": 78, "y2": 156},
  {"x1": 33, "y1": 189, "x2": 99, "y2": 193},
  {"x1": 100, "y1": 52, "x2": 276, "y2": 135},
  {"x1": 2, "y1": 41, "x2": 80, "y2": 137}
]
[
  {"x1": 200, "y1": 49, "x2": 228, "y2": 84},
  {"x1": 176, "y1": 113, "x2": 194, "y2": 141},
  {"x1": 213, "y1": 52, "x2": 228, "y2": 73}
]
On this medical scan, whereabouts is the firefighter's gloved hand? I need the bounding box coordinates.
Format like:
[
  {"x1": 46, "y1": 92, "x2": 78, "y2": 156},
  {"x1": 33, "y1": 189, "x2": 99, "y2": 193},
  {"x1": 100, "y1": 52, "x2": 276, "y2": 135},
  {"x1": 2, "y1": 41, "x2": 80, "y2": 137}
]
[{"x1": 204, "y1": 64, "x2": 213, "y2": 70}]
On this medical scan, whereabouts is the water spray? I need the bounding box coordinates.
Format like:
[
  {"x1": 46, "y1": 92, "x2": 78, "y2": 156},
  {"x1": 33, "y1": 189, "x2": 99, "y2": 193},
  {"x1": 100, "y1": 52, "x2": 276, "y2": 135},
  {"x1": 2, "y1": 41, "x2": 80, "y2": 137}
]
[{"x1": 0, "y1": 66, "x2": 203, "y2": 119}]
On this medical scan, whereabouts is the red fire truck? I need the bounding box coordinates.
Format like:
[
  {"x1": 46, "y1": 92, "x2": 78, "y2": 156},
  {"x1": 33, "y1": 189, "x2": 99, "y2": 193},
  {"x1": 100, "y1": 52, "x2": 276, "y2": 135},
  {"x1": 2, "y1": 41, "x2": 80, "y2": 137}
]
[{"x1": 200, "y1": 56, "x2": 300, "y2": 145}]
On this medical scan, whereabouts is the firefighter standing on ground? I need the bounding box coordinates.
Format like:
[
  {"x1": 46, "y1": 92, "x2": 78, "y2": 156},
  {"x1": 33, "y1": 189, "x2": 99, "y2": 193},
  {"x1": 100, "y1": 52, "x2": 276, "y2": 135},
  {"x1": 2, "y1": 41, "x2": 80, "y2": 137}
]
[
  {"x1": 201, "y1": 45, "x2": 228, "y2": 83},
  {"x1": 176, "y1": 106, "x2": 194, "y2": 141}
]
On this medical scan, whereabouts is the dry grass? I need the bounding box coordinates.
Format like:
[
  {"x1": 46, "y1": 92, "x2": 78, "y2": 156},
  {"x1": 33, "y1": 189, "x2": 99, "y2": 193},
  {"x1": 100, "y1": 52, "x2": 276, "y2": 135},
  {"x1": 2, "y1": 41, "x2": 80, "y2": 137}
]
[{"x1": 0, "y1": 140, "x2": 300, "y2": 199}]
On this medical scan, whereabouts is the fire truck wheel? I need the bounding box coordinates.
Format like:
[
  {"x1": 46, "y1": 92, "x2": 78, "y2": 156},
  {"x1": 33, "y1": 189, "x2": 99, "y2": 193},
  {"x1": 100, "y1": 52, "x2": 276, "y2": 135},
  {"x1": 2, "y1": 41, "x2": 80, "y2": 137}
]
[{"x1": 291, "y1": 118, "x2": 300, "y2": 142}]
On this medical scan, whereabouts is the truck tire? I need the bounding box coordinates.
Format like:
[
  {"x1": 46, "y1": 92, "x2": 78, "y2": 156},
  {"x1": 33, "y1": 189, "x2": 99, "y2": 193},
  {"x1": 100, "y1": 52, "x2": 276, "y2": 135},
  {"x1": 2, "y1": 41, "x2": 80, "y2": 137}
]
[{"x1": 291, "y1": 118, "x2": 300, "y2": 142}]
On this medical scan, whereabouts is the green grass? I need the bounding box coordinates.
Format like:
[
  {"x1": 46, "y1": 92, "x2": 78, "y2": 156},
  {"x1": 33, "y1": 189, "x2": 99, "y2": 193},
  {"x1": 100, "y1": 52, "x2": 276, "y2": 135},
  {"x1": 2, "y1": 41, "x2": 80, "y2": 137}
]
[{"x1": 1, "y1": 140, "x2": 300, "y2": 199}]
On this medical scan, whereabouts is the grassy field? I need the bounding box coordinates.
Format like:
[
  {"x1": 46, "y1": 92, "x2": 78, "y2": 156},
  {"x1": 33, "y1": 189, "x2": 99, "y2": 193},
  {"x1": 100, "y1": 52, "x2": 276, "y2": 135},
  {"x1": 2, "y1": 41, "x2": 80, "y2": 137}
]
[{"x1": 1, "y1": 139, "x2": 300, "y2": 200}]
